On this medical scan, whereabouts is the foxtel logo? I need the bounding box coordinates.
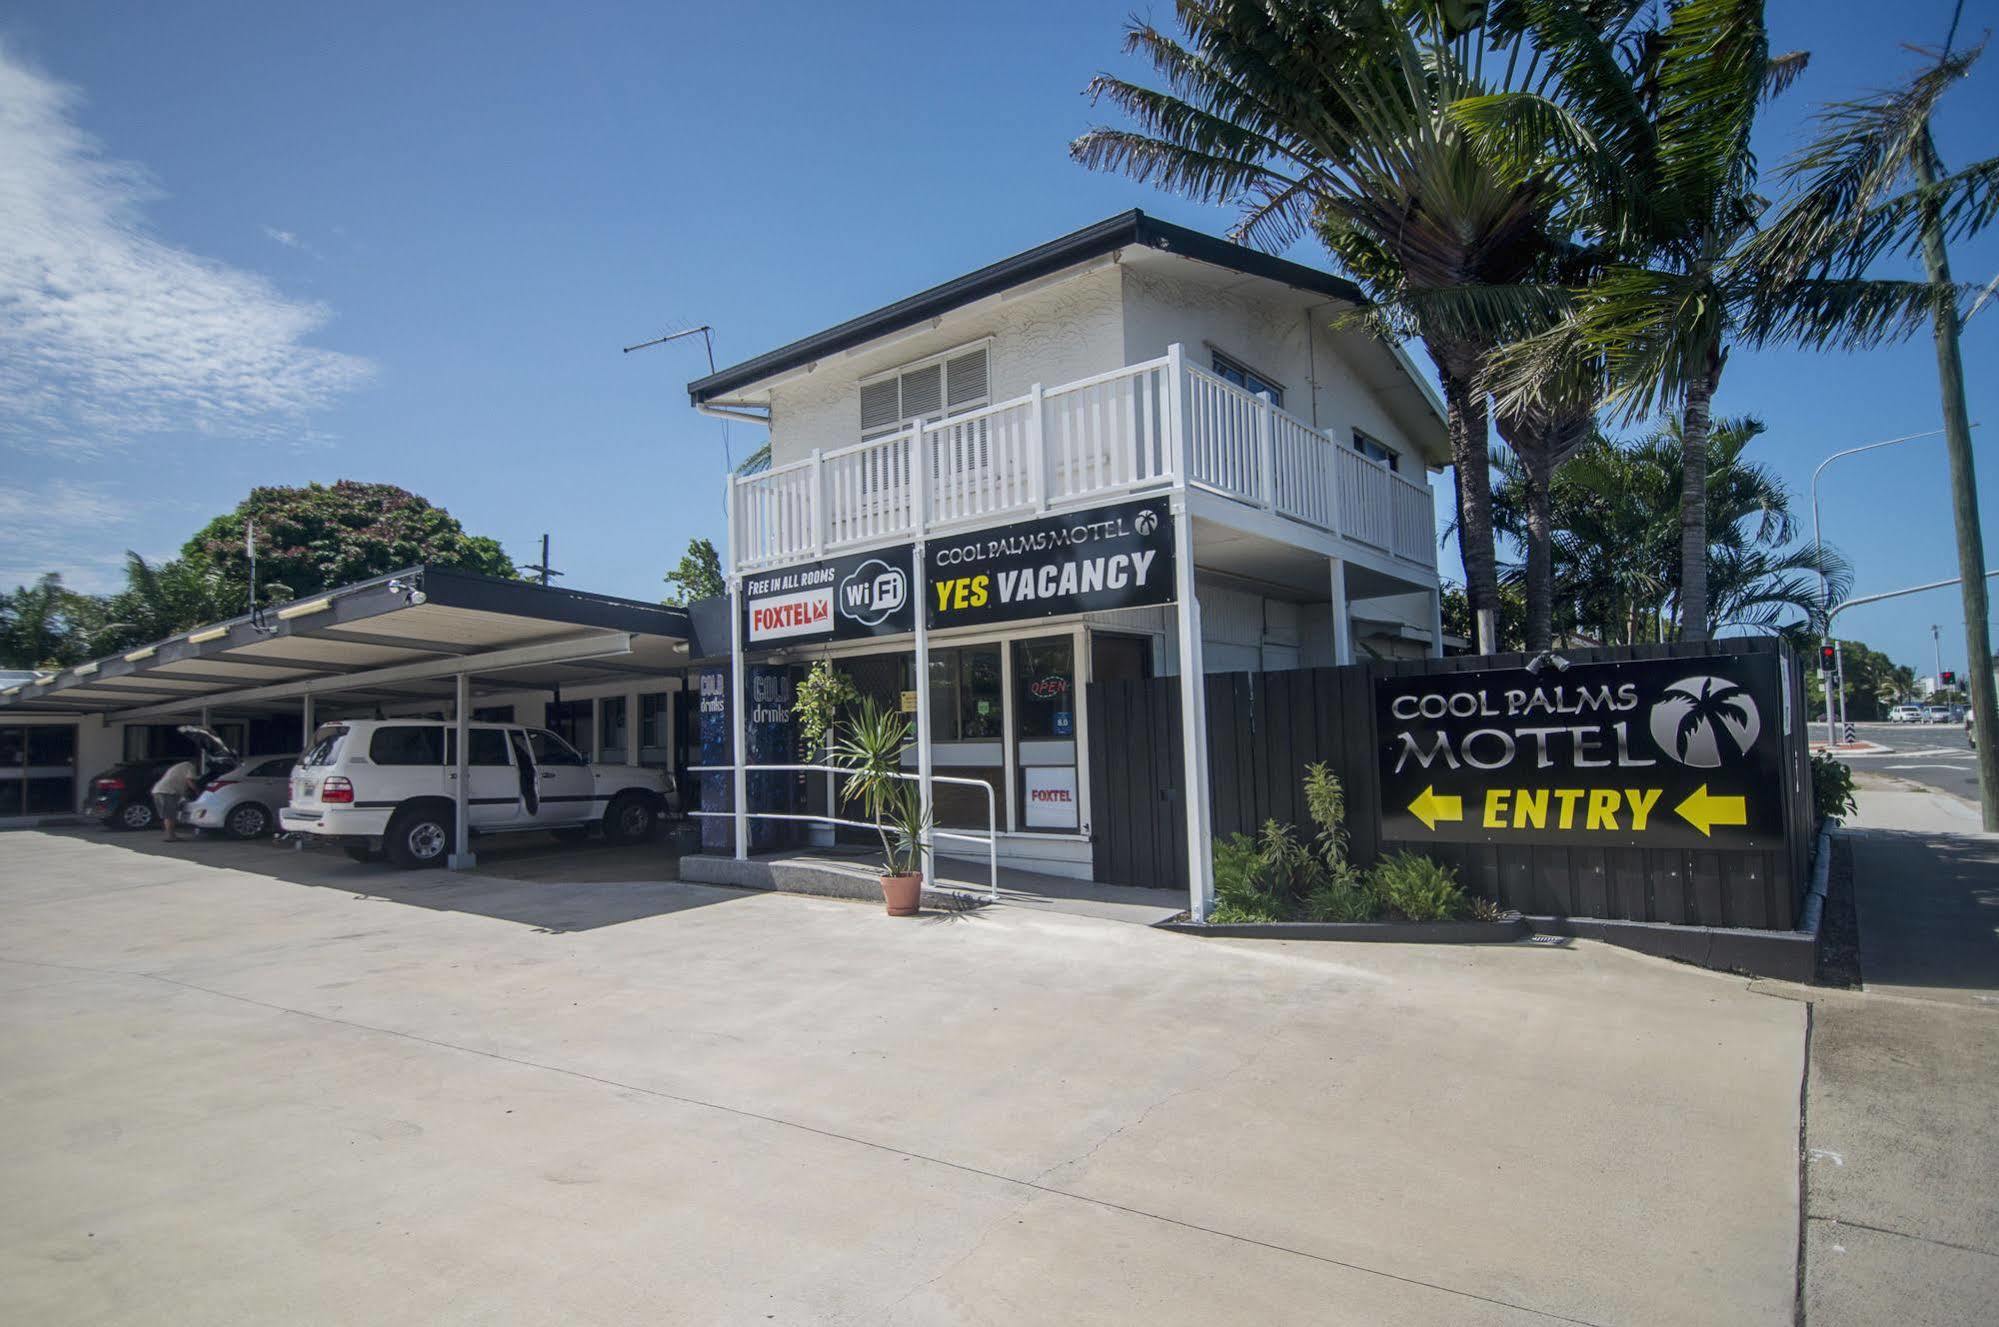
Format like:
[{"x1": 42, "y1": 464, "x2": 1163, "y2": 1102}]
[
  {"x1": 1029, "y1": 787, "x2": 1073, "y2": 803},
  {"x1": 749, "y1": 588, "x2": 832, "y2": 641}
]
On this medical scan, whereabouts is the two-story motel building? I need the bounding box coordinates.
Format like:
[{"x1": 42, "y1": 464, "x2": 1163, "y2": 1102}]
[{"x1": 690, "y1": 211, "x2": 1450, "y2": 908}]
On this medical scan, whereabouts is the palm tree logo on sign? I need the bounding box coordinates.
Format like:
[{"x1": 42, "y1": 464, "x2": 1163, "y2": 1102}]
[{"x1": 1649, "y1": 677, "x2": 1761, "y2": 768}]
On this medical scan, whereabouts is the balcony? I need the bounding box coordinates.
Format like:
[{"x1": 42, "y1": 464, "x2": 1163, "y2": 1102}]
[{"x1": 728, "y1": 346, "x2": 1439, "y2": 575}]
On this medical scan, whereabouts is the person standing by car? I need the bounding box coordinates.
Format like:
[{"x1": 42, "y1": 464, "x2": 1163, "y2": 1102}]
[{"x1": 151, "y1": 758, "x2": 198, "y2": 842}]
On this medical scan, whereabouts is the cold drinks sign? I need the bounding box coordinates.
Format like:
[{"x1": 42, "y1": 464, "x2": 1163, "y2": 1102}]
[{"x1": 1375, "y1": 654, "x2": 1788, "y2": 849}]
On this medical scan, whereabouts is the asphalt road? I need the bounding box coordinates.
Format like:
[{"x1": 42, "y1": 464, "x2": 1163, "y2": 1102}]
[{"x1": 1840, "y1": 721, "x2": 1981, "y2": 802}]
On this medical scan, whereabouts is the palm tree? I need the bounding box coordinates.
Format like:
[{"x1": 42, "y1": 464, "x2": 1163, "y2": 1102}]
[
  {"x1": 96, "y1": 553, "x2": 243, "y2": 653},
  {"x1": 1745, "y1": 41, "x2": 1999, "y2": 826},
  {"x1": 1459, "y1": 0, "x2": 1816, "y2": 643},
  {"x1": 1070, "y1": 0, "x2": 1584, "y2": 653},
  {"x1": 0, "y1": 573, "x2": 88, "y2": 670},
  {"x1": 1488, "y1": 415, "x2": 1848, "y2": 643}
]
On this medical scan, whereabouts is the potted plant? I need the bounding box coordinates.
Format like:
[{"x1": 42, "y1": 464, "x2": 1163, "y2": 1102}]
[
  {"x1": 792, "y1": 660, "x2": 859, "y2": 847},
  {"x1": 830, "y1": 699, "x2": 929, "y2": 915}
]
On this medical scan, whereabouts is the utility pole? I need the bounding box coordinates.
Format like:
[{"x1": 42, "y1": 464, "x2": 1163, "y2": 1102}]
[
  {"x1": 1932, "y1": 624, "x2": 1943, "y2": 693},
  {"x1": 1915, "y1": 123, "x2": 1999, "y2": 828},
  {"x1": 523, "y1": 534, "x2": 563, "y2": 587}
]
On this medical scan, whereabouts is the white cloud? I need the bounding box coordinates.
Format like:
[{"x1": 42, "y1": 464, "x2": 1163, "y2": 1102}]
[
  {"x1": 0, "y1": 44, "x2": 372, "y2": 450},
  {"x1": 262, "y1": 225, "x2": 322, "y2": 259},
  {"x1": 0, "y1": 479, "x2": 140, "y2": 592}
]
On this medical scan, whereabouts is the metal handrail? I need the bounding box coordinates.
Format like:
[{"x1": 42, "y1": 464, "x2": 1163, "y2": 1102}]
[{"x1": 686, "y1": 761, "x2": 999, "y2": 902}]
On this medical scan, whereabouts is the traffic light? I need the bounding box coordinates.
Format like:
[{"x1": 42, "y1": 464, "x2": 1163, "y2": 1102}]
[
  {"x1": 1820, "y1": 644, "x2": 1836, "y2": 671},
  {"x1": 1942, "y1": 670, "x2": 1957, "y2": 686}
]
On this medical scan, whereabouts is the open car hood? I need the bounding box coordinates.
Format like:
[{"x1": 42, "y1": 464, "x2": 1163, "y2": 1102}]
[{"x1": 176, "y1": 724, "x2": 238, "y2": 761}]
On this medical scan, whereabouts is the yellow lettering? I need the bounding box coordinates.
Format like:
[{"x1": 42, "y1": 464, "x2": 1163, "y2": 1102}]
[
  {"x1": 952, "y1": 580, "x2": 971, "y2": 609},
  {"x1": 1625, "y1": 788, "x2": 1661, "y2": 832},
  {"x1": 970, "y1": 574, "x2": 988, "y2": 607},
  {"x1": 934, "y1": 580, "x2": 954, "y2": 612},
  {"x1": 1483, "y1": 788, "x2": 1510, "y2": 828},
  {"x1": 1513, "y1": 788, "x2": 1548, "y2": 830},
  {"x1": 1586, "y1": 788, "x2": 1620, "y2": 830},
  {"x1": 1554, "y1": 788, "x2": 1584, "y2": 830}
]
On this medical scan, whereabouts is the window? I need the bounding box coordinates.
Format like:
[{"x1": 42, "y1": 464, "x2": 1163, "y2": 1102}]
[
  {"x1": 472, "y1": 705, "x2": 515, "y2": 724},
  {"x1": 1012, "y1": 637, "x2": 1075, "y2": 740},
  {"x1": 1352, "y1": 428, "x2": 1400, "y2": 472},
  {"x1": 444, "y1": 729, "x2": 512, "y2": 766},
  {"x1": 639, "y1": 693, "x2": 671, "y2": 766},
  {"x1": 860, "y1": 343, "x2": 990, "y2": 441},
  {"x1": 597, "y1": 697, "x2": 629, "y2": 763},
  {"x1": 370, "y1": 726, "x2": 444, "y2": 766},
  {"x1": 545, "y1": 699, "x2": 591, "y2": 754},
  {"x1": 300, "y1": 726, "x2": 348, "y2": 767},
  {"x1": 928, "y1": 645, "x2": 1004, "y2": 742},
  {"x1": 250, "y1": 757, "x2": 297, "y2": 779},
  {"x1": 528, "y1": 729, "x2": 589, "y2": 767},
  {"x1": 1, "y1": 723, "x2": 76, "y2": 815},
  {"x1": 1211, "y1": 350, "x2": 1284, "y2": 408}
]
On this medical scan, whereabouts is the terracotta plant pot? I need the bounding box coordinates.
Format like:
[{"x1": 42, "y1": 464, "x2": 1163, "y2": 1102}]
[{"x1": 880, "y1": 873, "x2": 923, "y2": 916}]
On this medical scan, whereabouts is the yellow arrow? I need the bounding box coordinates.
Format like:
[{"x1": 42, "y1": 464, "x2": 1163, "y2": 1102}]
[
  {"x1": 1675, "y1": 784, "x2": 1748, "y2": 837},
  {"x1": 1407, "y1": 785, "x2": 1464, "y2": 832}
]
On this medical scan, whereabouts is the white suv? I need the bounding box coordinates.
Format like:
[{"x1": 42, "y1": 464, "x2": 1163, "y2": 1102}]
[{"x1": 281, "y1": 720, "x2": 677, "y2": 868}]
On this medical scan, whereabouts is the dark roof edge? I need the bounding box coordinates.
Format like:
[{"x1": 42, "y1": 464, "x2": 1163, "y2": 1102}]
[{"x1": 686, "y1": 210, "x2": 1367, "y2": 404}]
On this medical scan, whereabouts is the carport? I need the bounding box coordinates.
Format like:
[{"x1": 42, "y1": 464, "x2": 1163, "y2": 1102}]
[{"x1": 0, "y1": 567, "x2": 693, "y2": 867}]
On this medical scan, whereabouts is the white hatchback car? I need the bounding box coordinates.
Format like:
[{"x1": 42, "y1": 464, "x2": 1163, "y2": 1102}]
[
  {"x1": 183, "y1": 751, "x2": 299, "y2": 839},
  {"x1": 280, "y1": 719, "x2": 677, "y2": 868}
]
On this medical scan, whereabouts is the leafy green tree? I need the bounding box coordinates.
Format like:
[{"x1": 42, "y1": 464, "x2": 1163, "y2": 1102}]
[
  {"x1": 1802, "y1": 637, "x2": 1915, "y2": 721},
  {"x1": 662, "y1": 537, "x2": 725, "y2": 606},
  {"x1": 0, "y1": 573, "x2": 100, "y2": 670},
  {"x1": 181, "y1": 481, "x2": 516, "y2": 600},
  {"x1": 92, "y1": 553, "x2": 245, "y2": 653}
]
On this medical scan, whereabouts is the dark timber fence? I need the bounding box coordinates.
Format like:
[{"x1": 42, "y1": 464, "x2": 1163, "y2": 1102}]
[{"x1": 1087, "y1": 638, "x2": 1814, "y2": 931}]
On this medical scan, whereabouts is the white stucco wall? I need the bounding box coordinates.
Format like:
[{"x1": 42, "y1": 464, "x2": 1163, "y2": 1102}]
[
  {"x1": 1117, "y1": 264, "x2": 1422, "y2": 470},
  {"x1": 764, "y1": 265, "x2": 1127, "y2": 467}
]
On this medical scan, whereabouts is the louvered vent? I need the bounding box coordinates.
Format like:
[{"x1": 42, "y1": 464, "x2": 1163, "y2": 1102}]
[
  {"x1": 860, "y1": 379, "x2": 901, "y2": 435},
  {"x1": 900, "y1": 363, "x2": 943, "y2": 421},
  {"x1": 945, "y1": 349, "x2": 988, "y2": 411}
]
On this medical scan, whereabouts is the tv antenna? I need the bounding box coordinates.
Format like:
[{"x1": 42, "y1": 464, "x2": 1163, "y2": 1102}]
[{"x1": 624, "y1": 323, "x2": 732, "y2": 470}]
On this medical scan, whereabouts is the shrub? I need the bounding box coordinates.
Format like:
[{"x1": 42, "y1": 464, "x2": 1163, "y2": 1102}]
[
  {"x1": 1811, "y1": 750, "x2": 1857, "y2": 823},
  {"x1": 1305, "y1": 867, "x2": 1381, "y2": 922},
  {"x1": 1211, "y1": 833, "x2": 1280, "y2": 922},
  {"x1": 1370, "y1": 851, "x2": 1469, "y2": 922}
]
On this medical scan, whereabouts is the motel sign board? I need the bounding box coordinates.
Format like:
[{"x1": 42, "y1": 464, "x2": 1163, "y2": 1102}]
[
  {"x1": 1375, "y1": 654, "x2": 1788, "y2": 851},
  {"x1": 742, "y1": 544, "x2": 916, "y2": 646}
]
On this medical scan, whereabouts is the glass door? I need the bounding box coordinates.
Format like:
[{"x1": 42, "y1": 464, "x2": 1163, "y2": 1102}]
[
  {"x1": 1011, "y1": 637, "x2": 1079, "y2": 831},
  {"x1": 925, "y1": 644, "x2": 1005, "y2": 832},
  {"x1": 0, "y1": 725, "x2": 77, "y2": 815}
]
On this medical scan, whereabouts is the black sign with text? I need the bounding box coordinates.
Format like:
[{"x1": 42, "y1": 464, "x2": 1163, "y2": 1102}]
[
  {"x1": 1376, "y1": 653, "x2": 1789, "y2": 849},
  {"x1": 924, "y1": 498, "x2": 1176, "y2": 629},
  {"x1": 741, "y1": 544, "x2": 915, "y2": 646}
]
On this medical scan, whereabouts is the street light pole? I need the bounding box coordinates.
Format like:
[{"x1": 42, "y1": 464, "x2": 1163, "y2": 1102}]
[{"x1": 1809, "y1": 425, "x2": 1975, "y2": 747}]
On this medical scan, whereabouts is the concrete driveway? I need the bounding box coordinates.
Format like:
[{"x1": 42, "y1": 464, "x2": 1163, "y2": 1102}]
[{"x1": 1, "y1": 829, "x2": 1806, "y2": 1326}]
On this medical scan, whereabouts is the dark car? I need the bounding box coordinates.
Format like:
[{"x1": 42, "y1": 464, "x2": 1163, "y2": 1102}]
[
  {"x1": 84, "y1": 757, "x2": 186, "y2": 830},
  {"x1": 85, "y1": 727, "x2": 240, "y2": 831}
]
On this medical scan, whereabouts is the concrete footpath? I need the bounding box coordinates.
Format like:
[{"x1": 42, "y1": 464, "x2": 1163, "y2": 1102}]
[
  {"x1": 1791, "y1": 777, "x2": 1999, "y2": 1325},
  {"x1": 0, "y1": 827, "x2": 1805, "y2": 1326}
]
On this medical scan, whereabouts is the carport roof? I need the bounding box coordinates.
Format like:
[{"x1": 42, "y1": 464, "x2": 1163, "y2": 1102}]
[{"x1": 0, "y1": 567, "x2": 693, "y2": 718}]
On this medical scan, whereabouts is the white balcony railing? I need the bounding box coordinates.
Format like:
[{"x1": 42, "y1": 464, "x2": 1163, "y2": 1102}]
[{"x1": 729, "y1": 345, "x2": 1438, "y2": 574}]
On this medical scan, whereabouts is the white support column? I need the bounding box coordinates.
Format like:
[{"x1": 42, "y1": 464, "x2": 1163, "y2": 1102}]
[
  {"x1": 589, "y1": 696, "x2": 602, "y2": 762},
  {"x1": 1428, "y1": 585, "x2": 1445, "y2": 659},
  {"x1": 911, "y1": 561, "x2": 935, "y2": 889},
  {"x1": 1171, "y1": 493, "x2": 1214, "y2": 921},
  {"x1": 300, "y1": 693, "x2": 315, "y2": 749},
  {"x1": 1165, "y1": 343, "x2": 1187, "y2": 483},
  {"x1": 810, "y1": 448, "x2": 827, "y2": 556},
  {"x1": 729, "y1": 578, "x2": 749, "y2": 861},
  {"x1": 448, "y1": 671, "x2": 474, "y2": 870},
  {"x1": 1329, "y1": 556, "x2": 1352, "y2": 666}
]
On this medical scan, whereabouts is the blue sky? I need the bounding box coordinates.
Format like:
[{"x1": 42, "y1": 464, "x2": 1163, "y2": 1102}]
[{"x1": 1, "y1": 1, "x2": 1994, "y2": 678}]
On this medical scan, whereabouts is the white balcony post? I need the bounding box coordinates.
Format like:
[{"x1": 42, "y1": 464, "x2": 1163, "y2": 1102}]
[
  {"x1": 1165, "y1": 343, "x2": 1187, "y2": 485},
  {"x1": 729, "y1": 575, "x2": 748, "y2": 860},
  {"x1": 1428, "y1": 585, "x2": 1445, "y2": 659},
  {"x1": 809, "y1": 448, "x2": 827, "y2": 556},
  {"x1": 911, "y1": 439, "x2": 935, "y2": 888},
  {"x1": 1028, "y1": 382, "x2": 1049, "y2": 511},
  {"x1": 1329, "y1": 556, "x2": 1352, "y2": 665},
  {"x1": 1172, "y1": 490, "x2": 1214, "y2": 922},
  {"x1": 910, "y1": 422, "x2": 928, "y2": 528},
  {"x1": 1256, "y1": 390, "x2": 1276, "y2": 511}
]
